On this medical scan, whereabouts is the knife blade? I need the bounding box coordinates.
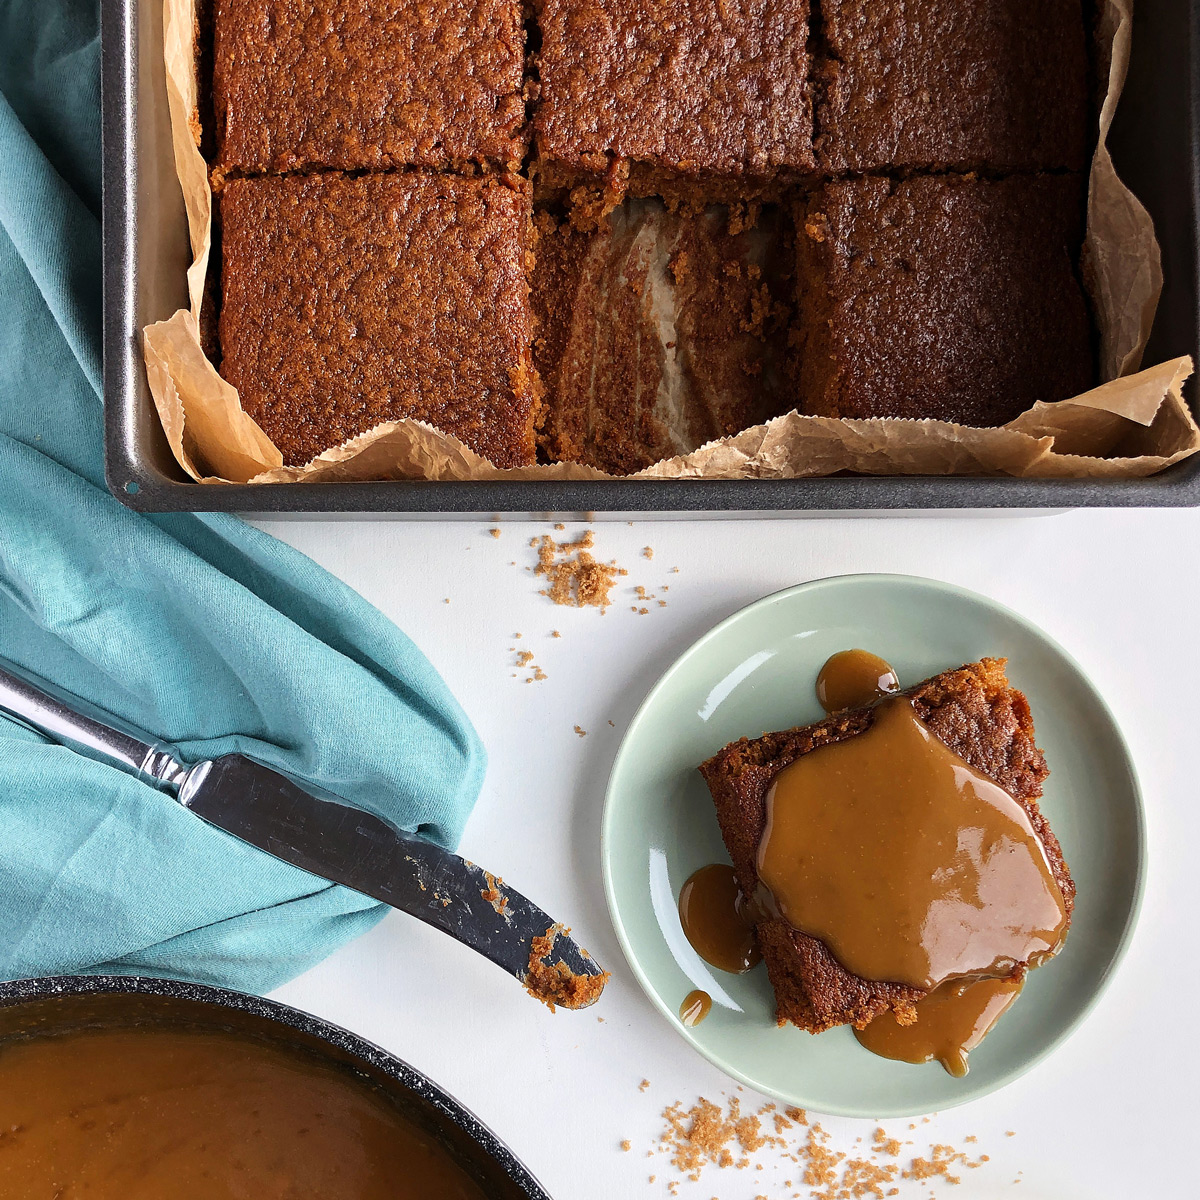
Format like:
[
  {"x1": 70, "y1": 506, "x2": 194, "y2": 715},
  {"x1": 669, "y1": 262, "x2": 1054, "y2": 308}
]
[{"x1": 0, "y1": 658, "x2": 606, "y2": 1009}]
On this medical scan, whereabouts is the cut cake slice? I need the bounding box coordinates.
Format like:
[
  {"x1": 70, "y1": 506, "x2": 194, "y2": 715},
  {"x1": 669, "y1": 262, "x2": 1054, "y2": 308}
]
[{"x1": 698, "y1": 658, "x2": 1075, "y2": 1032}]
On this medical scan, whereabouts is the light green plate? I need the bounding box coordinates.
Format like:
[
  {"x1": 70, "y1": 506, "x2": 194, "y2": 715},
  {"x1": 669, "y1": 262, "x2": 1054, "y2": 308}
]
[{"x1": 601, "y1": 574, "x2": 1144, "y2": 1118}]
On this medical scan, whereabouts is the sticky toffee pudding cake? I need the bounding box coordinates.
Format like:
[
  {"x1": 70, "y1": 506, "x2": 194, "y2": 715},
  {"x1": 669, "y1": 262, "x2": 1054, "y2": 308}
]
[
  {"x1": 205, "y1": 0, "x2": 1098, "y2": 472},
  {"x1": 699, "y1": 659, "x2": 1074, "y2": 1037}
]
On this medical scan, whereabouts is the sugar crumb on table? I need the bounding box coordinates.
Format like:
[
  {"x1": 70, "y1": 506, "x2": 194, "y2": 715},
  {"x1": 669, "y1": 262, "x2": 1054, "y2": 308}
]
[
  {"x1": 639, "y1": 1093, "x2": 1002, "y2": 1197},
  {"x1": 532, "y1": 529, "x2": 627, "y2": 609}
]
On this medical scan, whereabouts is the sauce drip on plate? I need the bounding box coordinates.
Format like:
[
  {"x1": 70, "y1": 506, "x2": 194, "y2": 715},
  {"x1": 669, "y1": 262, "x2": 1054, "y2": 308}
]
[
  {"x1": 679, "y1": 990, "x2": 713, "y2": 1027},
  {"x1": 816, "y1": 649, "x2": 900, "y2": 713},
  {"x1": 854, "y1": 974, "x2": 1025, "y2": 1077},
  {"x1": 678, "y1": 863, "x2": 762, "y2": 974}
]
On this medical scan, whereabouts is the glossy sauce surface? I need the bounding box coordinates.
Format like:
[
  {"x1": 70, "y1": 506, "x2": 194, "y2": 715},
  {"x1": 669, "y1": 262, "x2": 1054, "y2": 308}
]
[
  {"x1": 678, "y1": 863, "x2": 762, "y2": 974},
  {"x1": 756, "y1": 695, "x2": 1068, "y2": 991},
  {"x1": 679, "y1": 990, "x2": 713, "y2": 1027},
  {"x1": 854, "y1": 974, "x2": 1024, "y2": 1076},
  {"x1": 0, "y1": 1028, "x2": 486, "y2": 1199},
  {"x1": 816, "y1": 649, "x2": 900, "y2": 712}
]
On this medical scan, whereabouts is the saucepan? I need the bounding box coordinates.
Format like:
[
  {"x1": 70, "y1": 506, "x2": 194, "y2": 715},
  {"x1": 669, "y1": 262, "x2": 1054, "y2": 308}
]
[{"x1": 0, "y1": 974, "x2": 551, "y2": 1199}]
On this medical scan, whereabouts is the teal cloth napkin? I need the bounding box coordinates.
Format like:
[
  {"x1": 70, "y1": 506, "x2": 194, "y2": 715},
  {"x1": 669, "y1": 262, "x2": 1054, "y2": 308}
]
[{"x1": 0, "y1": 1, "x2": 486, "y2": 992}]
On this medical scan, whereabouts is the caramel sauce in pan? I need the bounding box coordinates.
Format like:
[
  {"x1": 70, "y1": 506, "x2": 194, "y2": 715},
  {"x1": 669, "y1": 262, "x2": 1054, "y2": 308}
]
[
  {"x1": 816, "y1": 649, "x2": 900, "y2": 713},
  {"x1": 679, "y1": 990, "x2": 713, "y2": 1027},
  {"x1": 854, "y1": 974, "x2": 1025, "y2": 1077},
  {"x1": 0, "y1": 1028, "x2": 486, "y2": 1199},
  {"x1": 678, "y1": 863, "x2": 763, "y2": 974},
  {"x1": 756, "y1": 695, "x2": 1068, "y2": 992}
]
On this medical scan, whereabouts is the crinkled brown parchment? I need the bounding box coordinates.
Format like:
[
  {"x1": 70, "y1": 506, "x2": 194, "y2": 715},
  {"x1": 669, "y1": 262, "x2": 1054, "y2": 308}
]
[{"x1": 144, "y1": 0, "x2": 1197, "y2": 486}]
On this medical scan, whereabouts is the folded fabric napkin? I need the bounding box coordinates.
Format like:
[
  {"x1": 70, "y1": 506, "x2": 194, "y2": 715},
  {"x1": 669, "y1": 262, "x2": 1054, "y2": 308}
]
[{"x1": 0, "y1": 0, "x2": 486, "y2": 993}]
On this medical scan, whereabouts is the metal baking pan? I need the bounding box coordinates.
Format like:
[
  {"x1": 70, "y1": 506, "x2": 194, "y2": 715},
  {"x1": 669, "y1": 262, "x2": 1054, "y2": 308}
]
[
  {"x1": 0, "y1": 975, "x2": 549, "y2": 1199},
  {"x1": 101, "y1": 0, "x2": 1200, "y2": 515}
]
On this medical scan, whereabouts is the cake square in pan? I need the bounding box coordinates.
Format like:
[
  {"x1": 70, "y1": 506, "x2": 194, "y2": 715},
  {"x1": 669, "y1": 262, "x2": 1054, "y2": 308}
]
[
  {"x1": 212, "y1": 0, "x2": 527, "y2": 174},
  {"x1": 794, "y1": 173, "x2": 1094, "y2": 427},
  {"x1": 813, "y1": 0, "x2": 1088, "y2": 174},
  {"x1": 218, "y1": 172, "x2": 539, "y2": 468},
  {"x1": 699, "y1": 659, "x2": 1075, "y2": 1032},
  {"x1": 532, "y1": 200, "x2": 795, "y2": 474},
  {"x1": 533, "y1": 0, "x2": 816, "y2": 199}
]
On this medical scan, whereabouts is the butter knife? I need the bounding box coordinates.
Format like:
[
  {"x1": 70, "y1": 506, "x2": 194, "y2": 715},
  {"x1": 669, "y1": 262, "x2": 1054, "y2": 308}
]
[{"x1": 0, "y1": 658, "x2": 606, "y2": 1009}]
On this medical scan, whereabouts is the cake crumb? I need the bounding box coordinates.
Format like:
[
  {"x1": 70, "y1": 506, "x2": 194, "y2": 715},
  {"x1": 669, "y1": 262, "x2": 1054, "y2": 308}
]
[
  {"x1": 554, "y1": 523, "x2": 565, "y2": 530},
  {"x1": 533, "y1": 530, "x2": 627, "y2": 610},
  {"x1": 524, "y1": 925, "x2": 609, "y2": 1011},
  {"x1": 489, "y1": 528, "x2": 501, "y2": 538},
  {"x1": 552, "y1": 630, "x2": 561, "y2": 638},
  {"x1": 443, "y1": 598, "x2": 450, "y2": 604},
  {"x1": 643, "y1": 546, "x2": 654, "y2": 559},
  {"x1": 639, "y1": 1079, "x2": 650, "y2": 1092},
  {"x1": 621, "y1": 1140, "x2": 631, "y2": 1152},
  {"x1": 480, "y1": 872, "x2": 510, "y2": 917},
  {"x1": 574, "y1": 725, "x2": 587, "y2": 737},
  {"x1": 646, "y1": 1095, "x2": 997, "y2": 1196}
]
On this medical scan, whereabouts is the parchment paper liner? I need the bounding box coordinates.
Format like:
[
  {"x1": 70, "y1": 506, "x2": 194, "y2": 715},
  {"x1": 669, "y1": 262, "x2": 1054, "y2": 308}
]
[{"x1": 146, "y1": 0, "x2": 1199, "y2": 486}]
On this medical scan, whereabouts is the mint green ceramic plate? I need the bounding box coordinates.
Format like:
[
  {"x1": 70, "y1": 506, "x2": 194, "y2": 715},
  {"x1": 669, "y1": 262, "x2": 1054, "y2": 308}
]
[{"x1": 601, "y1": 574, "x2": 1144, "y2": 1118}]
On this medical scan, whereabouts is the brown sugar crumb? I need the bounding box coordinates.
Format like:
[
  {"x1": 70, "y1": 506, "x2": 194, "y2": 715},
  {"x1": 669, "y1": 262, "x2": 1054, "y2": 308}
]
[
  {"x1": 649, "y1": 1097, "x2": 997, "y2": 1197},
  {"x1": 489, "y1": 528, "x2": 501, "y2": 538},
  {"x1": 524, "y1": 924, "x2": 609, "y2": 1012},
  {"x1": 516, "y1": 650, "x2": 535, "y2": 667},
  {"x1": 574, "y1": 725, "x2": 587, "y2": 737},
  {"x1": 902, "y1": 1143, "x2": 990, "y2": 1186},
  {"x1": 643, "y1": 546, "x2": 654, "y2": 559},
  {"x1": 873, "y1": 1128, "x2": 903, "y2": 1157},
  {"x1": 533, "y1": 530, "x2": 627, "y2": 609}
]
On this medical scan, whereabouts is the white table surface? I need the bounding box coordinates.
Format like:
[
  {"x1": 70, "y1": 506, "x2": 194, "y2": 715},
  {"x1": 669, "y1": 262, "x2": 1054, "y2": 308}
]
[{"x1": 255, "y1": 509, "x2": 1198, "y2": 1199}]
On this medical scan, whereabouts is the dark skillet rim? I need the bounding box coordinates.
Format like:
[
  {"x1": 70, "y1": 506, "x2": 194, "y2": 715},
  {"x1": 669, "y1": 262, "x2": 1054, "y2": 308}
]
[{"x1": 0, "y1": 974, "x2": 551, "y2": 1200}]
